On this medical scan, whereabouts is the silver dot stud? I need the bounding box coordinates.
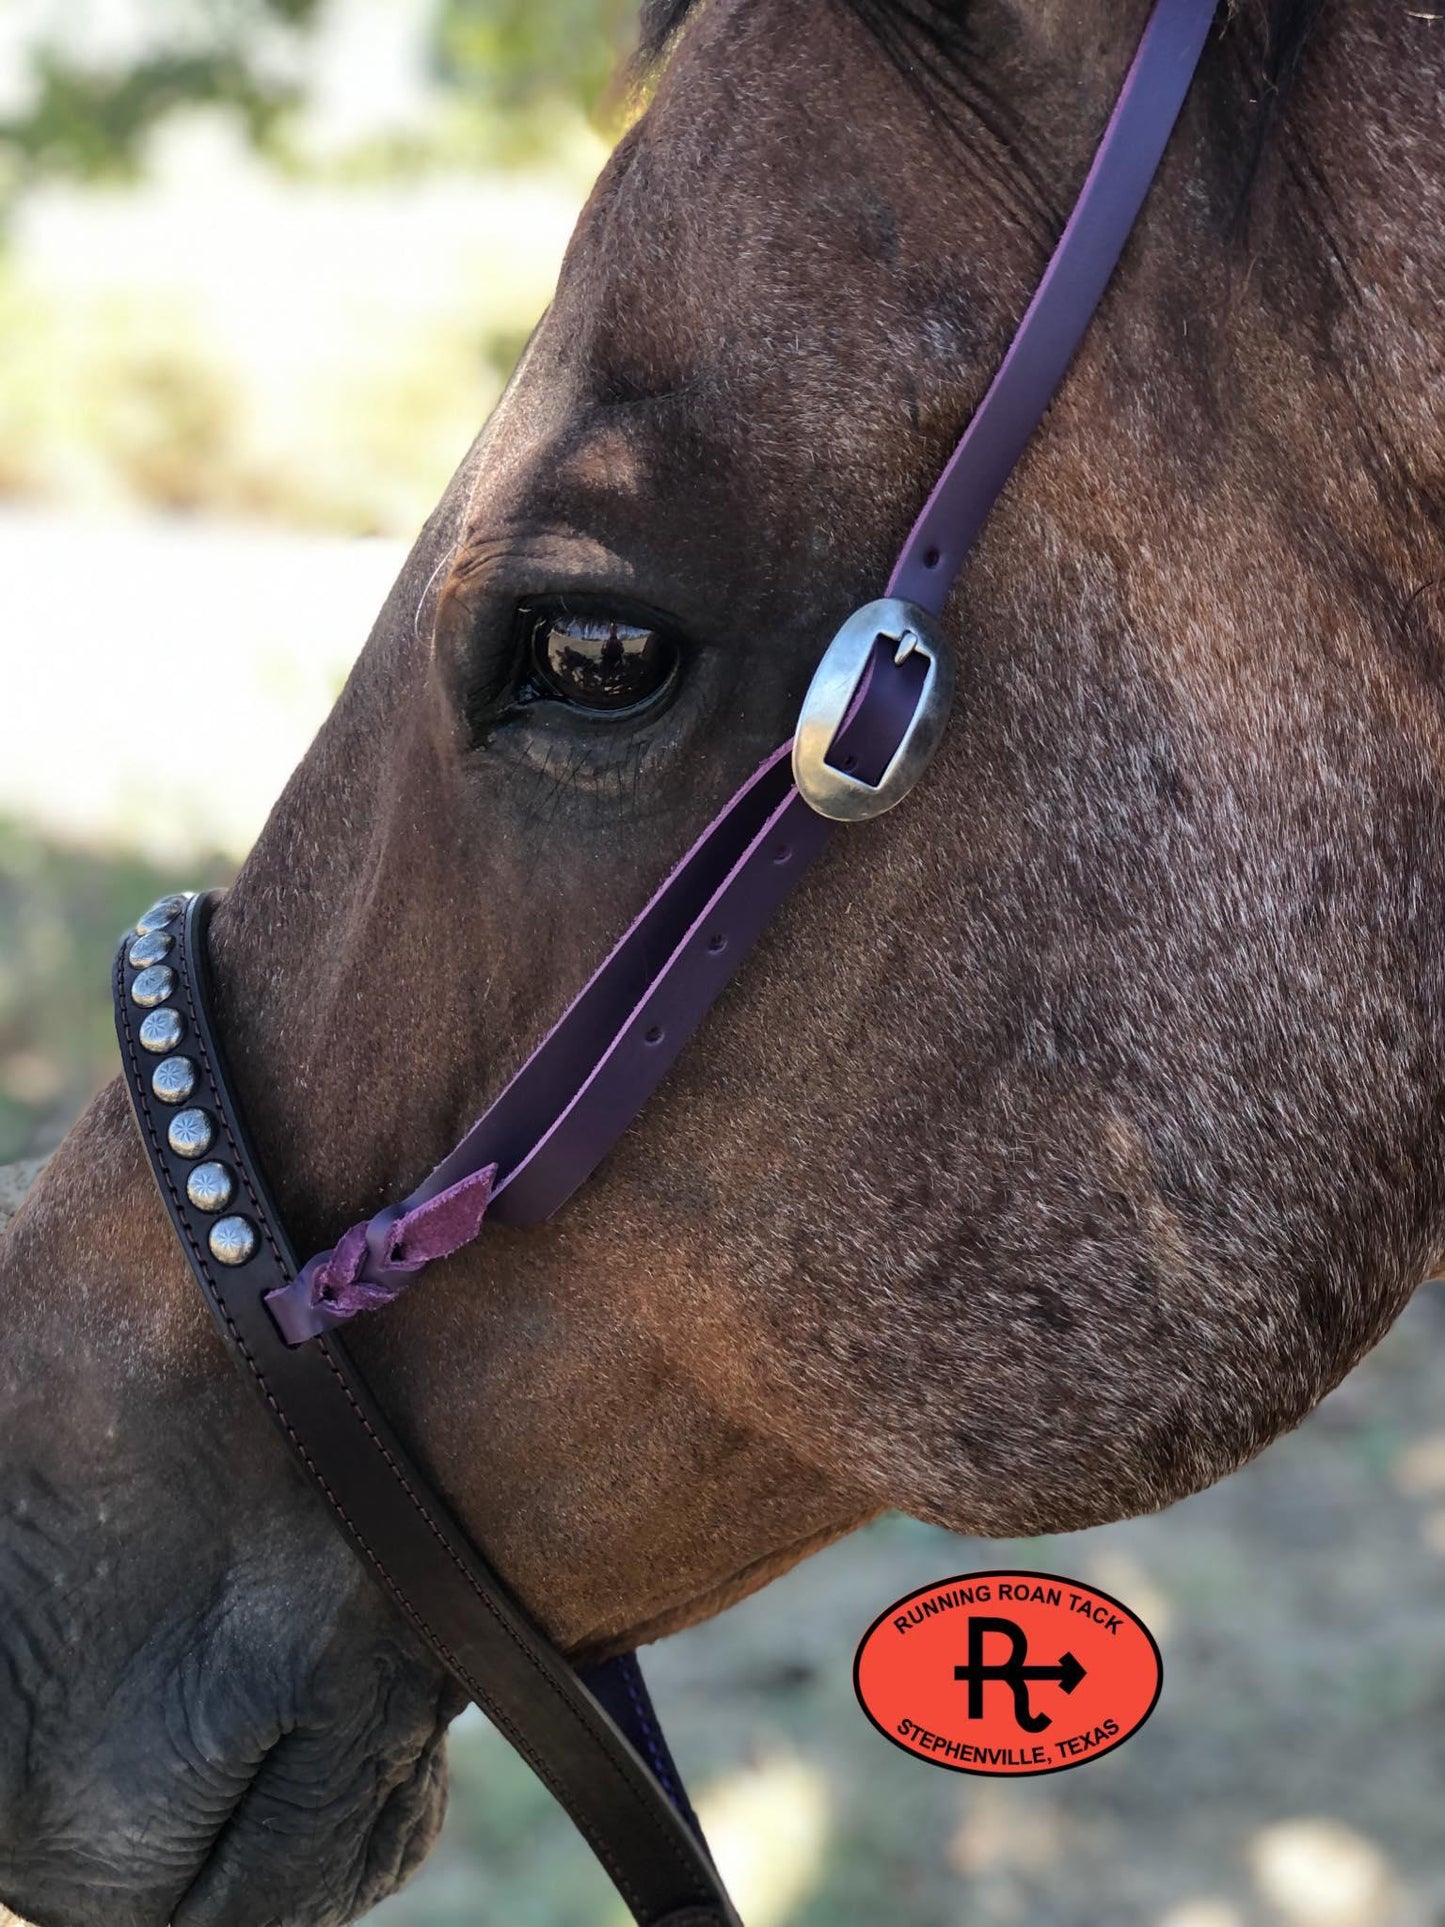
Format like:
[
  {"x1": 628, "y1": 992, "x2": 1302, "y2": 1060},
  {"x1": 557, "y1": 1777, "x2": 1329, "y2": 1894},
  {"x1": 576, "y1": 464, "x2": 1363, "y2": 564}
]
[
  {"x1": 151, "y1": 1056, "x2": 197, "y2": 1104},
  {"x1": 127, "y1": 929, "x2": 173, "y2": 969},
  {"x1": 136, "y1": 894, "x2": 190, "y2": 935},
  {"x1": 168, "y1": 1108, "x2": 215, "y2": 1159},
  {"x1": 186, "y1": 1161, "x2": 235, "y2": 1213},
  {"x1": 209, "y1": 1216, "x2": 258, "y2": 1267},
  {"x1": 138, "y1": 1007, "x2": 184, "y2": 1054},
  {"x1": 130, "y1": 965, "x2": 175, "y2": 1009}
]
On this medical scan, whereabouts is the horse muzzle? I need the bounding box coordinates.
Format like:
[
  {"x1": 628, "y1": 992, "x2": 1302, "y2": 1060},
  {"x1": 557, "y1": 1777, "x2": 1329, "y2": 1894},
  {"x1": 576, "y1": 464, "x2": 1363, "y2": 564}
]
[{"x1": 0, "y1": 1250, "x2": 456, "y2": 1927}]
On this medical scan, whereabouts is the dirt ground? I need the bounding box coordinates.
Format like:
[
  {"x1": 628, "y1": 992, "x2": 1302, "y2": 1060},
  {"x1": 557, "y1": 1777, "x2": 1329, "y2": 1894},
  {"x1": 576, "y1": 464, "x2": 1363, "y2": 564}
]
[{"x1": 7, "y1": 1194, "x2": 1445, "y2": 1927}]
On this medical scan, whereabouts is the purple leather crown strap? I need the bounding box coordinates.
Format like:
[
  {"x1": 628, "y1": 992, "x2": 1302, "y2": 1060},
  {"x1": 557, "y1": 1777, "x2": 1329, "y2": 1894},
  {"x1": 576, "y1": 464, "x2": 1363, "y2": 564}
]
[
  {"x1": 268, "y1": 0, "x2": 1218, "y2": 1345},
  {"x1": 889, "y1": 0, "x2": 1217, "y2": 613}
]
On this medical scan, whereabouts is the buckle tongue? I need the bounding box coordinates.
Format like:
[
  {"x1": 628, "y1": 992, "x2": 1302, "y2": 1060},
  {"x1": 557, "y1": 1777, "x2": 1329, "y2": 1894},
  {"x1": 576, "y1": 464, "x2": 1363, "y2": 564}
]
[{"x1": 791, "y1": 598, "x2": 955, "y2": 821}]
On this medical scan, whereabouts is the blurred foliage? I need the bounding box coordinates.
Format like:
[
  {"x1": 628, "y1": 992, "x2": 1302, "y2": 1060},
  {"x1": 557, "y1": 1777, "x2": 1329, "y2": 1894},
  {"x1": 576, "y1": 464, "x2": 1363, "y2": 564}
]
[
  {"x1": 0, "y1": 267, "x2": 535, "y2": 532},
  {"x1": 87, "y1": 330, "x2": 243, "y2": 514},
  {"x1": 0, "y1": 817, "x2": 234, "y2": 1161},
  {"x1": 0, "y1": 0, "x2": 640, "y2": 215},
  {"x1": 0, "y1": 2, "x2": 324, "y2": 199},
  {"x1": 436, "y1": 0, "x2": 639, "y2": 144},
  {"x1": 0, "y1": 46, "x2": 305, "y2": 188}
]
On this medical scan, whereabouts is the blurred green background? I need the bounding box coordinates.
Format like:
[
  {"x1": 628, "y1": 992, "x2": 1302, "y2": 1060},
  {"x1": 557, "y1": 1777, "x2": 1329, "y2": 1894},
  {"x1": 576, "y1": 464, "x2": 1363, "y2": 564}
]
[{"x1": 4, "y1": 6, "x2": 1445, "y2": 1924}]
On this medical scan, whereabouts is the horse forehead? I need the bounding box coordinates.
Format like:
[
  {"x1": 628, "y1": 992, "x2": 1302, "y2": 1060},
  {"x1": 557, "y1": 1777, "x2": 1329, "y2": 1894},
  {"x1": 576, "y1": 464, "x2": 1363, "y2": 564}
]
[
  {"x1": 528, "y1": 210, "x2": 905, "y2": 513},
  {"x1": 465, "y1": 2, "x2": 1041, "y2": 546},
  {"x1": 549, "y1": 10, "x2": 930, "y2": 377}
]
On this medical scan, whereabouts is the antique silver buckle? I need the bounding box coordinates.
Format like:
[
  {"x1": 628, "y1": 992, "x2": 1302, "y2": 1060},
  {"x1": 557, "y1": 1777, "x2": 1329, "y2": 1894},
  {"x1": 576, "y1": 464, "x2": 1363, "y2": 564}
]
[{"x1": 791, "y1": 598, "x2": 955, "y2": 821}]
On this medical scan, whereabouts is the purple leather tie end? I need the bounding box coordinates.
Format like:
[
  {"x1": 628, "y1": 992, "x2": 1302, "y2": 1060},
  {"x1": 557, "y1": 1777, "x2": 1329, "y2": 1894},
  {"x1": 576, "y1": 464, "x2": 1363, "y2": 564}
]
[{"x1": 266, "y1": 1164, "x2": 498, "y2": 1345}]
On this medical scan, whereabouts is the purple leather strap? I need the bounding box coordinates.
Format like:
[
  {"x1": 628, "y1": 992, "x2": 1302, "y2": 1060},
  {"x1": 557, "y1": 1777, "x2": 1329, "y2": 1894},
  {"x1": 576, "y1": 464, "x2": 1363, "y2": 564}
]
[
  {"x1": 267, "y1": 0, "x2": 1216, "y2": 1346},
  {"x1": 889, "y1": 0, "x2": 1217, "y2": 612}
]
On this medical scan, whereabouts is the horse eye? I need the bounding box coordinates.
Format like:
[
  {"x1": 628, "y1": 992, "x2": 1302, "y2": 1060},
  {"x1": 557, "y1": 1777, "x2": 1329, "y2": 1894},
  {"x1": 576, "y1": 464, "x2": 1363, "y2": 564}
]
[{"x1": 529, "y1": 612, "x2": 678, "y2": 713}]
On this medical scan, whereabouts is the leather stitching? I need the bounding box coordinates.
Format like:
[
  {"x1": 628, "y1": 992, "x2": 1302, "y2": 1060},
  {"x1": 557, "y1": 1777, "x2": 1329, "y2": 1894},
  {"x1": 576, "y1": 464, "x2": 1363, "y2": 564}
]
[
  {"x1": 119, "y1": 954, "x2": 655, "y2": 1911},
  {"x1": 309, "y1": 1329, "x2": 707, "y2": 1887},
  {"x1": 171, "y1": 952, "x2": 669, "y2": 1907},
  {"x1": 119, "y1": 933, "x2": 712, "y2": 1915}
]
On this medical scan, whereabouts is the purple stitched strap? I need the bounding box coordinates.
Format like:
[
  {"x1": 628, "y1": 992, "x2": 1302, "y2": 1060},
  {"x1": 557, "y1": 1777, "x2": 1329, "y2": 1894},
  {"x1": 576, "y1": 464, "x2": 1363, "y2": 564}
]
[
  {"x1": 889, "y1": 0, "x2": 1217, "y2": 613},
  {"x1": 266, "y1": 0, "x2": 1217, "y2": 1346},
  {"x1": 580, "y1": 1654, "x2": 705, "y2": 1842}
]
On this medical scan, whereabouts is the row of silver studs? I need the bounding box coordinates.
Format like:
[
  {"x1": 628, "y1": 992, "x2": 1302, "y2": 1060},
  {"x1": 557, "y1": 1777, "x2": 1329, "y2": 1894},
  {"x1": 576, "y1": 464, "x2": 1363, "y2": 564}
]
[{"x1": 127, "y1": 894, "x2": 259, "y2": 1268}]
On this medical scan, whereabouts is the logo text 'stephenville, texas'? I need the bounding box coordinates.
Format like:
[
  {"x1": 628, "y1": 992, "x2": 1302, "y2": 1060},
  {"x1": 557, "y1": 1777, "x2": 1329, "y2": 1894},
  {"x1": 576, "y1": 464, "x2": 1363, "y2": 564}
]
[{"x1": 853, "y1": 1570, "x2": 1163, "y2": 1777}]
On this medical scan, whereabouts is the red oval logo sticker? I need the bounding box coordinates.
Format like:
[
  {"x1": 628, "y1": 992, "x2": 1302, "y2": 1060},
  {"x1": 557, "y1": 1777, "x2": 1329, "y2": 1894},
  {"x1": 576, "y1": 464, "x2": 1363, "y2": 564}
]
[{"x1": 853, "y1": 1569, "x2": 1162, "y2": 1776}]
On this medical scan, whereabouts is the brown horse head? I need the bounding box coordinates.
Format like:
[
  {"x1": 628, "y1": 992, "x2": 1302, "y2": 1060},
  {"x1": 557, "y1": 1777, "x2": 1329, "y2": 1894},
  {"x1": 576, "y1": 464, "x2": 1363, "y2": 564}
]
[{"x1": 4, "y1": 1, "x2": 1443, "y2": 1919}]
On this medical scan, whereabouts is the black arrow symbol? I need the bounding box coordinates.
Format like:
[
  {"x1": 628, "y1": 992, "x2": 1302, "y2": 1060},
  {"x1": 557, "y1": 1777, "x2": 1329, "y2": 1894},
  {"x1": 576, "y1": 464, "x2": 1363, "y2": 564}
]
[
  {"x1": 953, "y1": 1617, "x2": 1088, "y2": 1732},
  {"x1": 954, "y1": 1649, "x2": 1085, "y2": 1691},
  {"x1": 1048, "y1": 1651, "x2": 1086, "y2": 1695}
]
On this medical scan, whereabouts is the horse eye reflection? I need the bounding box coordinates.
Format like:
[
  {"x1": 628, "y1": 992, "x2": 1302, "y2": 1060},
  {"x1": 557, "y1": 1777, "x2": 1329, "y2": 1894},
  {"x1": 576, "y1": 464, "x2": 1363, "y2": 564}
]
[{"x1": 532, "y1": 613, "x2": 677, "y2": 711}]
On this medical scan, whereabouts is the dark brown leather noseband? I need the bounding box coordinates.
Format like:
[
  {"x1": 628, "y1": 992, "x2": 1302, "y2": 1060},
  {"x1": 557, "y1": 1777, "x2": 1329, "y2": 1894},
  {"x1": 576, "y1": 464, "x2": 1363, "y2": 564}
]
[
  {"x1": 117, "y1": 891, "x2": 724, "y2": 1925},
  {"x1": 113, "y1": 5, "x2": 1216, "y2": 1920}
]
